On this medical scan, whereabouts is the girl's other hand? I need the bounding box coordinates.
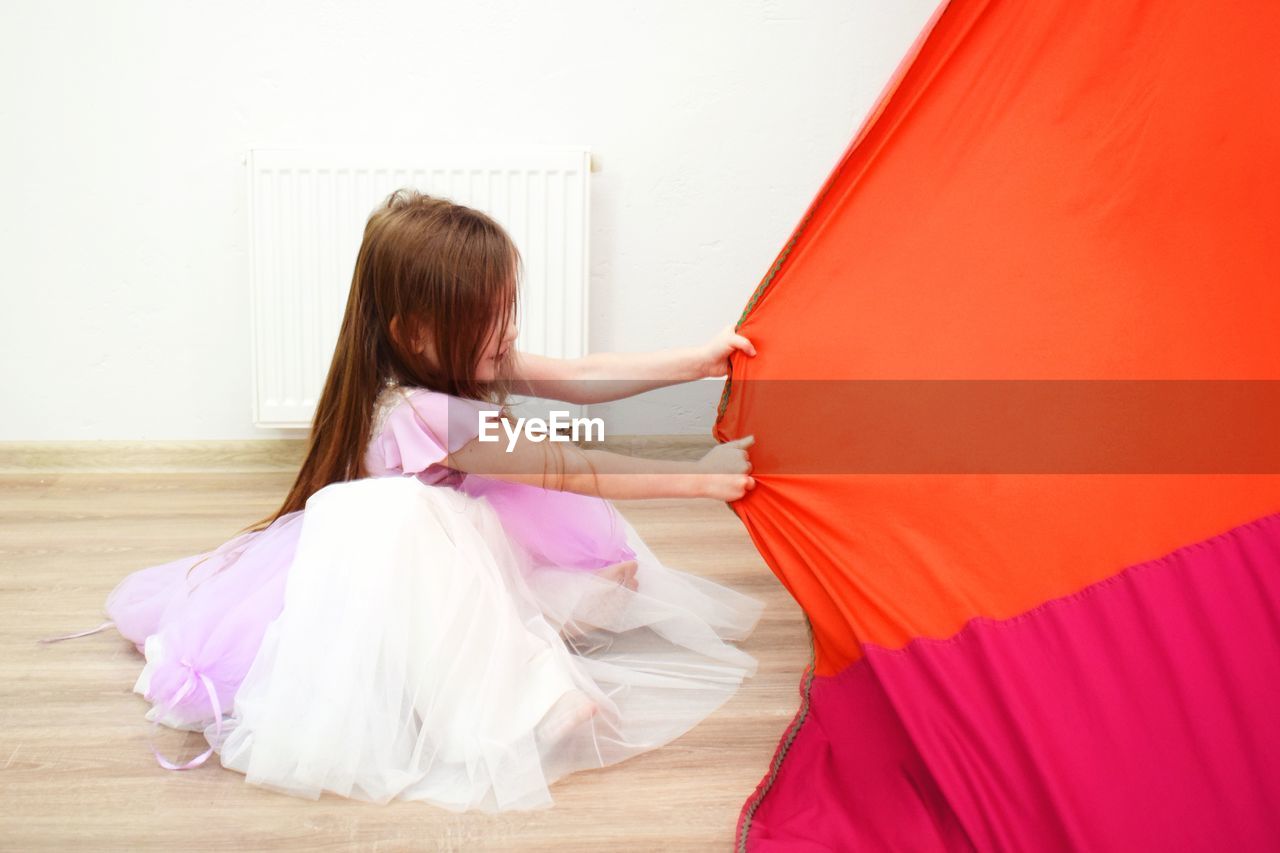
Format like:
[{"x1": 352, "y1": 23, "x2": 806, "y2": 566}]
[
  {"x1": 693, "y1": 324, "x2": 757, "y2": 379},
  {"x1": 695, "y1": 435, "x2": 756, "y2": 502}
]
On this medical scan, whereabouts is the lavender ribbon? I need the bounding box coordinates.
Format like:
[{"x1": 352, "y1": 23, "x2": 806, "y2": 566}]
[
  {"x1": 35, "y1": 620, "x2": 115, "y2": 644},
  {"x1": 148, "y1": 662, "x2": 225, "y2": 771},
  {"x1": 36, "y1": 620, "x2": 227, "y2": 770}
]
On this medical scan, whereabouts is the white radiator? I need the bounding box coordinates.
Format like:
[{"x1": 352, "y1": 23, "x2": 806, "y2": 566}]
[{"x1": 247, "y1": 147, "x2": 592, "y2": 428}]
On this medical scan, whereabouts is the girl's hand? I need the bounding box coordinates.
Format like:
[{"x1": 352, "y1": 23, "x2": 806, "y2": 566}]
[
  {"x1": 692, "y1": 324, "x2": 757, "y2": 379},
  {"x1": 695, "y1": 435, "x2": 756, "y2": 502}
]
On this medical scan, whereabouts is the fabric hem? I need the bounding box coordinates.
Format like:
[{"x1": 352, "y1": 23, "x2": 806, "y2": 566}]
[{"x1": 735, "y1": 616, "x2": 817, "y2": 853}]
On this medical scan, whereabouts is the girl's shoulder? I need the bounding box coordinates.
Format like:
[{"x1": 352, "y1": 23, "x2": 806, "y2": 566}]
[
  {"x1": 371, "y1": 384, "x2": 427, "y2": 438},
  {"x1": 366, "y1": 385, "x2": 497, "y2": 479}
]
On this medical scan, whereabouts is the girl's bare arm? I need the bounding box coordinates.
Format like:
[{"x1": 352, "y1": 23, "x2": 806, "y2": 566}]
[
  {"x1": 504, "y1": 324, "x2": 757, "y2": 405},
  {"x1": 444, "y1": 431, "x2": 756, "y2": 502}
]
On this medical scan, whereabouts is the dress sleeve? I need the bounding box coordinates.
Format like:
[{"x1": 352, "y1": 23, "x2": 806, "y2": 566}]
[{"x1": 368, "y1": 389, "x2": 494, "y2": 481}]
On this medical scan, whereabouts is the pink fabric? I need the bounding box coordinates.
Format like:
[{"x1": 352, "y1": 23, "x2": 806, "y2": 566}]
[
  {"x1": 459, "y1": 476, "x2": 635, "y2": 571},
  {"x1": 745, "y1": 512, "x2": 1280, "y2": 851},
  {"x1": 365, "y1": 388, "x2": 636, "y2": 570},
  {"x1": 105, "y1": 513, "x2": 304, "y2": 726},
  {"x1": 364, "y1": 389, "x2": 491, "y2": 486},
  {"x1": 105, "y1": 388, "x2": 633, "y2": 738}
]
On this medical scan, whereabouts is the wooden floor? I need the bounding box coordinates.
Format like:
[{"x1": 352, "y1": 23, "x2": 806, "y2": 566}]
[{"x1": 0, "y1": 472, "x2": 808, "y2": 852}]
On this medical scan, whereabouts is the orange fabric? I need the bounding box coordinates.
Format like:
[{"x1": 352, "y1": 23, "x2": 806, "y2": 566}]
[{"x1": 714, "y1": 0, "x2": 1280, "y2": 676}]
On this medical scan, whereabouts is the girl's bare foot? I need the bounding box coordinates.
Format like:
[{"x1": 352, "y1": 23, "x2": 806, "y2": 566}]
[
  {"x1": 598, "y1": 559, "x2": 638, "y2": 591},
  {"x1": 558, "y1": 560, "x2": 639, "y2": 645}
]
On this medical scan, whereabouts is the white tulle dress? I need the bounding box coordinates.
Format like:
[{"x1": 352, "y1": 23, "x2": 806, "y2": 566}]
[{"x1": 102, "y1": 384, "x2": 765, "y2": 811}]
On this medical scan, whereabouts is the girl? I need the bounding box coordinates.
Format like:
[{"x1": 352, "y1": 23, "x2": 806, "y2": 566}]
[{"x1": 85, "y1": 189, "x2": 764, "y2": 811}]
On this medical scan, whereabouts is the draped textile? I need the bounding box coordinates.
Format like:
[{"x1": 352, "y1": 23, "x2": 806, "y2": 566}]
[{"x1": 713, "y1": 1, "x2": 1280, "y2": 848}]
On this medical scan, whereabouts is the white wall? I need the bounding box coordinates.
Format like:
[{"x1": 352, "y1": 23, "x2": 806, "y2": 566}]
[{"x1": 0, "y1": 0, "x2": 939, "y2": 440}]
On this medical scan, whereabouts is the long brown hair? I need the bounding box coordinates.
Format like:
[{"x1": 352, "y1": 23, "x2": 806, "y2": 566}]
[{"x1": 245, "y1": 188, "x2": 522, "y2": 535}]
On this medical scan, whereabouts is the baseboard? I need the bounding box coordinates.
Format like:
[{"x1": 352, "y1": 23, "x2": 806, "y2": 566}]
[{"x1": 0, "y1": 435, "x2": 716, "y2": 473}]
